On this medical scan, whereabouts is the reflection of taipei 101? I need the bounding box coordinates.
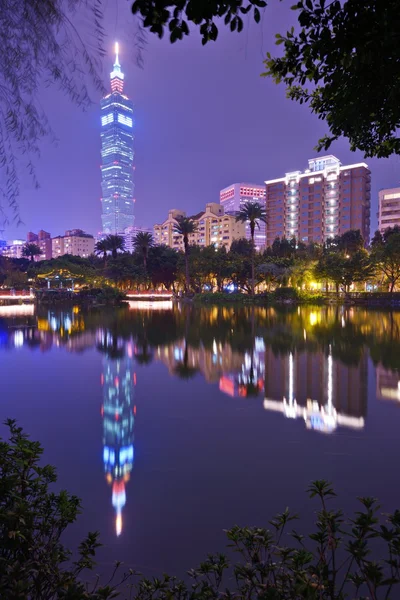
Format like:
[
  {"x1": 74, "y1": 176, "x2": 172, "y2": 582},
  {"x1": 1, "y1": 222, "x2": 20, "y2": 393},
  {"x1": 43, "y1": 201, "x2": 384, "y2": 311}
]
[{"x1": 100, "y1": 337, "x2": 136, "y2": 536}]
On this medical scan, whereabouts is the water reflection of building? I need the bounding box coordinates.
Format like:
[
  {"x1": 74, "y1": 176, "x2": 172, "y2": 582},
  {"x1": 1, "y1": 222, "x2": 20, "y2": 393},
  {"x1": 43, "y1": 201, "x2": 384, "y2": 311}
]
[
  {"x1": 157, "y1": 340, "x2": 243, "y2": 383},
  {"x1": 219, "y1": 337, "x2": 265, "y2": 397},
  {"x1": 100, "y1": 334, "x2": 135, "y2": 536},
  {"x1": 263, "y1": 347, "x2": 367, "y2": 433},
  {"x1": 34, "y1": 308, "x2": 96, "y2": 352},
  {"x1": 376, "y1": 365, "x2": 400, "y2": 402},
  {"x1": 156, "y1": 337, "x2": 265, "y2": 397}
]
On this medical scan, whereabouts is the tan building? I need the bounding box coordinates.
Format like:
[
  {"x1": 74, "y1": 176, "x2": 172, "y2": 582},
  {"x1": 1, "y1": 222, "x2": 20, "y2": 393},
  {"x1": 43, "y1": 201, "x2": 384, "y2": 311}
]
[
  {"x1": 153, "y1": 203, "x2": 245, "y2": 251},
  {"x1": 27, "y1": 230, "x2": 52, "y2": 260},
  {"x1": 378, "y1": 187, "x2": 400, "y2": 232},
  {"x1": 52, "y1": 236, "x2": 65, "y2": 258},
  {"x1": 63, "y1": 229, "x2": 95, "y2": 257},
  {"x1": 52, "y1": 230, "x2": 95, "y2": 258}
]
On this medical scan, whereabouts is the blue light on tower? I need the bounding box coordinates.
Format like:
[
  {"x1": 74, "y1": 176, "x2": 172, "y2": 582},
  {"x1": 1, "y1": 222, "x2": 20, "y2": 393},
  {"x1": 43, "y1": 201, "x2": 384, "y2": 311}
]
[{"x1": 100, "y1": 43, "x2": 135, "y2": 234}]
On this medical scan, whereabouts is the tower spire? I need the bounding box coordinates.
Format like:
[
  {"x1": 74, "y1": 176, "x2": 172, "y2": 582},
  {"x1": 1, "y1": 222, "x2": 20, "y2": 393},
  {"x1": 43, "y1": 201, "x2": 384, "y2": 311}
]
[
  {"x1": 114, "y1": 42, "x2": 120, "y2": 68},
  {"x1": 110, "y1": 41, "x2": 124, "y2": 92}
]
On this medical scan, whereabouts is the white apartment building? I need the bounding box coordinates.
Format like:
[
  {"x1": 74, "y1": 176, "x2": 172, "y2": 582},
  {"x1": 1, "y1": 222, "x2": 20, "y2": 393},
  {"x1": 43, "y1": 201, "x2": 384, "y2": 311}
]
[
  {"x1": 378, "y1": 187, "x2": 400, "y2": 232},
  {"x1": 1, "y1": 240, "x2": 25, "y2": 259}
]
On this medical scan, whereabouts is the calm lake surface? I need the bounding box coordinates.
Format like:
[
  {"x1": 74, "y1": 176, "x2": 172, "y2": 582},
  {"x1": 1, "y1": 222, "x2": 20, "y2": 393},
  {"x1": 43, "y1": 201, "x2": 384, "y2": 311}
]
[{"x1": 1, "y1": 302, "x2": 400, "y2": 576}]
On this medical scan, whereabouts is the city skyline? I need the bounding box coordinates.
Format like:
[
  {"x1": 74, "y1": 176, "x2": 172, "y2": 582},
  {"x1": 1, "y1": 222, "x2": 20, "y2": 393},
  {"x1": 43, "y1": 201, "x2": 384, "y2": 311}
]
[{"x1": 2, "y1": 1, "x2": 400, "y2": 241}]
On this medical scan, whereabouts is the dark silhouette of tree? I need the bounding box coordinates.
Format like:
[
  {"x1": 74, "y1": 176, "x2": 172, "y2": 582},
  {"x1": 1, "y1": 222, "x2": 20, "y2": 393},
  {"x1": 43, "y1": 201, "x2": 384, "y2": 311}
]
[
  {"x1": 105, "y1": 235, "x2": 125, "y2": 260},
  {"x1": 264, "y1": 0, "x2": 400, "y2": 158},
  {"x1": 131, "y1": 0, "x2": 266, "y2": 43},
  {"x1": 0, "y1": 0, "x2": 106, "y2": 220},
  {"x1": 371, "y1": 227, "x2": 400, "y2": 293},
  {"x1": 133, "y1": 231, "x2": 153, "y2": 271},
  {"x1": 230, "y1": 238, "x2": 253, "y2": 257},
  {"x1": 22, "y1": 243, "x2": 42, "y2": 263},
  {"x1": 95, "y1": 240, "x2": 109, "y2": 264},
  {"x1": 236, "y1": 202, "x2": 267, "y2": 296},
  {"x1": 173, "y1": 216, "x2": 197, "y2": 293}
]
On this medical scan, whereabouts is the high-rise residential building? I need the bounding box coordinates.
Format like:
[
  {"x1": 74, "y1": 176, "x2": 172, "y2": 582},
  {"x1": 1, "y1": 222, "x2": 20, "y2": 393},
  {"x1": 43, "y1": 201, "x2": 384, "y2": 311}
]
[
  {"x1": 153, "y1": 203, "x2": 246, "y2": 251},
  {"x1": 51, "y1": 230, "x2": 95, "y2": 258},
  {"x1": 1, "y1": 240, "x2": 25, "y2": 259},
  {"x1": 219, "y1": 183, "x2": 267, "y2": 251},
  {"x1": 265, "y1": 155, "x2": 371, "y2": 246},
  {"x1": 378, "y1": 187, "x2": 400, "y2": 232},
  {"x1": 63, "y1": 229, "x2": 95, "y2": 257},
  {"x1": 123, "y1": 225, "x2": 153, "y2": 253},
  {"x1": 27, "y1": 230, "x2": 52, "y2": 260},
  {"x1": 52, "y1": 236, "x2": 64, "y2": 259},
  {"x1": 100, "y1": 43, "x2": 134, "y2": 234}
]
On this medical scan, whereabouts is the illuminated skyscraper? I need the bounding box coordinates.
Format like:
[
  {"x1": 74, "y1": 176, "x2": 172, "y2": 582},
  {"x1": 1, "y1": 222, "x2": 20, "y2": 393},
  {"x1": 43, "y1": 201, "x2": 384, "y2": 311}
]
[
  {"x1": 100, "y1": 43, "x2": 135, "y2": 234},
  {"x1": 100, "y1": 334, "x2": 135, "y2": 536}
]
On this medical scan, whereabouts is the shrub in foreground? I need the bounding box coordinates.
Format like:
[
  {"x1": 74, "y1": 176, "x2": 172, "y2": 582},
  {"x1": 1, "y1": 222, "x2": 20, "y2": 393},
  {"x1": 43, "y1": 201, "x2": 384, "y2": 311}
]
[{"x1": 1, "y1": 420, "x2": 400, "y2": 599}]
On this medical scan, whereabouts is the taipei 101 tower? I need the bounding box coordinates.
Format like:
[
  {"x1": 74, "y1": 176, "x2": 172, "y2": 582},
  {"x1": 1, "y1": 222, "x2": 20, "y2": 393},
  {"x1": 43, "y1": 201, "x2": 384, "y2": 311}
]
[{"x1": 100, "y1": 43, "x2": 135, "y2": 234}]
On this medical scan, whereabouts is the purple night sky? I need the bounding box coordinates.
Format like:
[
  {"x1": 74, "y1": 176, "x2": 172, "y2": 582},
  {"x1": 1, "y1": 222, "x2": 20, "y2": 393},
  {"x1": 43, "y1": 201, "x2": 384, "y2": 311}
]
[{"x1": 4, "y1": 1, "x2": 400, "y2": 240}]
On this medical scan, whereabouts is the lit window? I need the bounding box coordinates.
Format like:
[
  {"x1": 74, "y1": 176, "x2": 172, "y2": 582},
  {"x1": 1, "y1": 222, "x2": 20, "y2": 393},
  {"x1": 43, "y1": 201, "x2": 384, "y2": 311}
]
[
  {"x1": 101, "y1": 113, "x2": 114, "y2": 126},
  {"x1": 117, "y1": 114, "x2": 133, "y2": 127}
]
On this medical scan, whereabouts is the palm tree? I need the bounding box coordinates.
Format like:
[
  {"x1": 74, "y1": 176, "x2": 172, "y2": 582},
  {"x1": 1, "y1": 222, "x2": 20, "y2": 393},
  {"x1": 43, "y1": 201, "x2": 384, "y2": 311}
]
[
  {"x1": 22, "y1": 243, "x2": 42, "y2": 262},
  {"x1": 133, "y1": 231, "x2": 153, "y2": 271},
  {"x1": 173, "y1": 216, "x2": 197, "y2": 293},
  {"x1": 105, "y1": 234, "x2": 125, "y2": 259},
  {"x1": 95, "y1": 239, "x2": 109, "y2": 263},
  {"x1": 173, "y1": 307, "x2": 198, "y2": 379},
  {"x1": 236, "y1": 202, "x2": 267, "y2": 296}
]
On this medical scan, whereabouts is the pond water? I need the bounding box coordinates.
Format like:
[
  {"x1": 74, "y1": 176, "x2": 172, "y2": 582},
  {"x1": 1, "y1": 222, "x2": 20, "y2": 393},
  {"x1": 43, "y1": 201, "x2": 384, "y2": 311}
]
[{"x1": 1, "y1": 302, "x2": 400, "y2": 577}]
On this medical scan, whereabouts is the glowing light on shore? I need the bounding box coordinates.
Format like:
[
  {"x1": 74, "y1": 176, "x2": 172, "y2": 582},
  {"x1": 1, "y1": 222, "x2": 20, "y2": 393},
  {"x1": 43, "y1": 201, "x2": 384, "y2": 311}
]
[{"x1": 0, "y1": 304, "x2": 34, "y2": 316}]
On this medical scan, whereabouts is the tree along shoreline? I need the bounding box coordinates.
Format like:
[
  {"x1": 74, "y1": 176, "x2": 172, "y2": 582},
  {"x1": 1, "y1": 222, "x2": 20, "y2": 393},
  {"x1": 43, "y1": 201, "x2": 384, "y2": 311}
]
[
  {"x1": 193, "y1": 289, "x2": 400, "y2": 307},
  {"x1": 2, "y1": 420, "x2": 400, "y2": 599},
  {"x1": 3, "y1": 288, "x2": 400, "y2": 309},
  {"x1": 2, "y1": 228, "x2": 400, "y2": 300}
]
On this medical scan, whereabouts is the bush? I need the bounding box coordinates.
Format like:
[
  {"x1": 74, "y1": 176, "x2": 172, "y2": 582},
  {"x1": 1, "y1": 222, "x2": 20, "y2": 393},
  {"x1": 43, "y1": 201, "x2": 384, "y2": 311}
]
[
  {"x1": 297, "y1": 290, "x2": 327, "y2": 305},
  {"x1": 0, "y1": 420, "x2": 132, "y2": 599},
  {"x1": 2, "y1": 422, "x2": 400, "y2": 599},
  {"x1": 194, "y1": 292, "x2": 274, "y2": 304},
  {"x1": 78, "y1": 286, "x2": 126, "y2": 304},
  {"x1": 194, "y1": 292, "x2": 246, "y2": 304},
  {"x1": 273, "y1": 286, "x2": 300, "y2": 302}
]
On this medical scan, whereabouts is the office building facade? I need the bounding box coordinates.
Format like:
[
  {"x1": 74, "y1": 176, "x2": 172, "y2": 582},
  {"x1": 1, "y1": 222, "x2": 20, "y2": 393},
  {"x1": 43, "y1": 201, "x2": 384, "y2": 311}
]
[
  {"x1": 100, "y1": 44, "x2": 135, "y2": 234},
  {"x1": 220, "y1": 183, "x2": 267, "y2": 251},
  {"x1": 265, "y1": 155, "x2": 371, "y2": 246},
  {"x1": 153, "y1": 203, "x2": 245, "y2": 251},
  {"x1": 378, "y1": 187, "x2": 400, "y2": 232}
]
